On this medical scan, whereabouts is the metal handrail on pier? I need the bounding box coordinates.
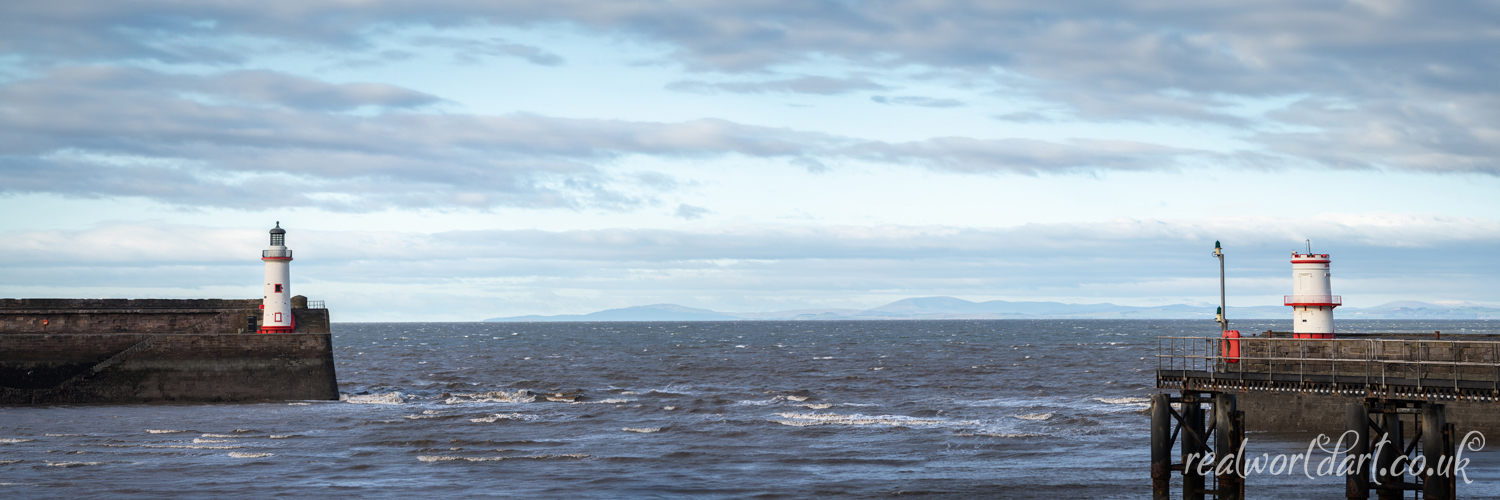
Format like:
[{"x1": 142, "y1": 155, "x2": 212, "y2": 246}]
[{"x1": 1156, "y1": 336, "x2": 1500, "y2": 402}]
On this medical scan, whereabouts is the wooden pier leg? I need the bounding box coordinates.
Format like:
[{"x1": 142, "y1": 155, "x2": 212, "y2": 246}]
[
  {"x1": 1151, "y1": 393, "x2": 1172, "y2": 500},
  {"x1": 1374, "y1": 412, "x2": 1403, "y2": 500},
  {"x1": 1182, "y1": 391, "x2": 1205, "y2": 500},
  {"x1": 1423, "y1": 404, "x2": 1452, "y2": 500},
  {"x1": 1214, "y1": 393, "x2": 1243, "y2": 500},
  {"x1": 1344, "y1": 402, "x2": 1370, "y2": 499}
]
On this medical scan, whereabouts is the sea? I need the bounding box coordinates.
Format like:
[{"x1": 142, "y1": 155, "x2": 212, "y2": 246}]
[{"x1": 4, "y1": 319, "x2": 1500, "y2": 499}]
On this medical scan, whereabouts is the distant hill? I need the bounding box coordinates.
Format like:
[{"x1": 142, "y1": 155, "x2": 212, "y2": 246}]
[
  {"x1": 486, "y1": 297, "x2": 1500, "y2": 321},
  {"x1": 489, "y1": 304, "x2": 739, "y2": 322}
]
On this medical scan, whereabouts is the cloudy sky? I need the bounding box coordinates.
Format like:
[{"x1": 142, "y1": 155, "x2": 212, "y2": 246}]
[{"x1": 2, "y1": 1, "x2": 1498, "y2": 320}]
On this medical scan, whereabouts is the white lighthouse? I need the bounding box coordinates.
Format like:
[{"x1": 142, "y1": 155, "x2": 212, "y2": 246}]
[
  {"x1": 259, "y1": 222, "x2": 294, "y2": 333},
  {"x1": 1285, "y1": 248, "x2": 1339, "y2": 339}
]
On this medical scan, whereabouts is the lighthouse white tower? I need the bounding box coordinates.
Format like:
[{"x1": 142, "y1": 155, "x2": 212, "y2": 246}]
[
  {"x1": 259, "y1": 222, "x2": 294, "y2": 333},
  {"x1": 1285, "y1": 247, "x2": 1339, "y2": 339}
]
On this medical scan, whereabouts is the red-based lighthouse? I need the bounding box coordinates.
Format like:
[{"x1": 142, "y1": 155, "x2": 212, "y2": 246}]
[
  {"x1": 259, "y1": 222, "x2": 295, "y2": 333},
  {"x1": 1285, "y1": 248, "x2": 1339, "y2": 339}
]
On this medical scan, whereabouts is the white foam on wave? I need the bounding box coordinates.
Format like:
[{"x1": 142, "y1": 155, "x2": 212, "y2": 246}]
[
  {"x1": 287, "y1": 402, "x2": 311, "y2": 406},
  {"x1": 0, "y1": 460, "x2": 22, "y2": 465},
  {"x1": 1095, "y1": 397, "x2": 1150, "y2": 405},
  {"x1": 953, "y1": 432, "x2": 1048, "y2": 438},
  {"x1": 443, "y1": 390, "x2": 534, "y2": 404},
  {"x1": 201, "y1": 433, "x2": 239, "y2": 438},
  {"x1": 146, "y1": 430, "x2": 186, "y2": 434},
  {"x1": 418, "y1": 454, "x2": 589, "y2": 462},
  {"x1": 269, "y1": 435, "x2": 296, "y2": 439},
  {"x1": 469, "y1": 413, "x2": 539, "y2": 423},
  {"x1": 622, "y1": 427, "x2": 662, "y2": 433},
  {"x1": 798, "y1": 403, "x2": 833, "y2": 409},
  {"x1": 141, "y1": 444, "x2": 243, "y2": 449},
  {"x1": 1011, "y1": 412, "x2": 1054, "y2": 421},
  {"x1": 45, "y1": 461, "x2": 109, "y2": 467},
  {"x1": 0, "y1": 438, "x2": 35, "y2": 443},
  {"x1": 342, "y1": 392, "x2": 405, "y2": 404},
  {"x1": 771, "y1": 412, "x2": 977, "y2": 428},
  {"x1": 571, "y1": 398, "x2": 632, "y2": 404},
  {"x1": 193, "y1": 439, "x2": 231, "y2": 444},
  {"x1": 228, "y1": 452, "x2": 273, "y2": 458},
  {"x1": 44, "y1": 434, "x2": 86, "y2": 437}
]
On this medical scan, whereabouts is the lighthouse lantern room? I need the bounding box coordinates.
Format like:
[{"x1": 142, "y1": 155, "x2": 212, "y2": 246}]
[
  {"x1": 1285, "y1": 245, "x2": 1339, "y2": 339},
  {"x1": 259, "y1": 222, "x2": 295, "y2": 333}
]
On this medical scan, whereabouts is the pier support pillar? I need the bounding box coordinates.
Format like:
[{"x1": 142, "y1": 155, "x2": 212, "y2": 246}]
[
  {"x1": 1423, "y1": 404, "x2": 1453, "y2": 500},
  {"x1": 1182, "y1": 392, "x2": 1206, "y2": 500},
  {"x1": 1344, "y1": 402, "x2": 1370, "y2": 499},
  {"x1": 1151, "y1": 393, "x2": 1172, "y2": 500},
  {"x1": 1374, "y1": 412, "x2": 1403, "y2": 500},
  {"x1": 1214, "y1": 393, "x2": 1243, "y2": 500}
]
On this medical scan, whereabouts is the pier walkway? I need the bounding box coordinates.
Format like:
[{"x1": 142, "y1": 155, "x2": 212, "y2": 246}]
[{"x1": 1156, "y1": 335, "x2": 1500, "y2": 402}]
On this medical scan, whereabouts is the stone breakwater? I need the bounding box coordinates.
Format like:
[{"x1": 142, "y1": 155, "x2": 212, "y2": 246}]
[
  {"x1": 0, "y1": 333, "x2": 339, "y2": 404},
  {"x1": 0, "y1": 298, "x2": 329, "y2": 334},
  {"x1": 0, "y1": 298, "x2": 337, "y2": 404}
]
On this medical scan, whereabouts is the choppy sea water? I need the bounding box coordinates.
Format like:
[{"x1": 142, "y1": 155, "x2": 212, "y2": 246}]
[{"x1": 4, "y1": 319, "x2": 1500, "y2": 499}]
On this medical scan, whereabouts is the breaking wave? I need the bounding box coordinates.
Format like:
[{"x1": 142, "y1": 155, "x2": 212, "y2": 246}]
[
  {"x1": 771, "y1": 412, "x2": 976, "y2": 428},
  {"x1": 418, "y1": 454, "x2": 590, "y2": 462},
  {"x1": 469, "y1": 413, "x2": 540, "y2": 423},
  {"x1": 443, "y1": 390, "x2": 534, "y2": 404},
  {"x1": 342, "y1": 392, "x2": 405, "y2": 404}
]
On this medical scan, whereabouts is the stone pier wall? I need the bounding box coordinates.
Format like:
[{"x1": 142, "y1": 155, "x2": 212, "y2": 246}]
[
  {"x1": 0, "y1": 333, "x2": 338, "y2": 404},
  {"x1": 0, "y1": 298, "x2": 338, "y2": 404},
  {"x1": 0, "y1": 298, "x2": 330, "y2": 334},
  {"x1": 1233, "y1": 391, "x2": 1500, "y2": 436}
]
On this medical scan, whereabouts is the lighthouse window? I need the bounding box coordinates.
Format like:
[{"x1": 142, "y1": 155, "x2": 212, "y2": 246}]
[
  {"x1": 274, "y1": 284, "x2": 283, "y2": 293},
  {"x1": 271, "y1": 233, "x2": 284, "y2": 246}
]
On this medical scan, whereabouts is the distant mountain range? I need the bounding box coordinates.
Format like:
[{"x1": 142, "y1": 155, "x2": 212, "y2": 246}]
[{"x1": 485, "y1": 297, "x2": 1500, "y2": 322}]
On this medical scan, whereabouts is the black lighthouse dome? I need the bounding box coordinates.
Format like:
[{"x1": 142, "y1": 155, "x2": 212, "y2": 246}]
[{"x1": 270, "y1": 222, "x2": 285, "y2": 246}]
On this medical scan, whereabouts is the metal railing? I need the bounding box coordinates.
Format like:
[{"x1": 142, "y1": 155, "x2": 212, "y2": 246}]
[
  {"x1": 1283, "y1": 295, "x2": 1340, "y2": 305},
  {"x1": 1156, "y1": 336, "x2": 1500, "y2": 400},
  {"x1": 307, "y1": 300, "x2": 325, "y2": 309},
  {"x1": 262, "y1": 249, "x2": 293, "y2": 258}
]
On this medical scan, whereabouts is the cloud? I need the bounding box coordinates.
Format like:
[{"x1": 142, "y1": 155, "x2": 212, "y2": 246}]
[
  {"x1": 411, "y1": 36, "x2": 565, "y2": 66},
  {"x1": 870, "y1": 95, "x2": 964, "y2": 108},
  {"x1": 2, "y1": 3, "x2": 1496, "y2": 175},
  {"x1": 8, "y1": 214, "x2": 1497, "y2": 266},
  {"x1": 673, "y1": 203, "x2": 712, "y2": 220},
  {"x1": 4, "y1": 214, "x2": 1499, "y2": 318},
  {"x1": 52, "y1": 3, "x2": 1500, "y2": 174},
  {"x1": 841, "y1": 137, "x2": 1196, "y2": 175},
  {"x1": 0, "y1": 67, "x2": 1209, "y2": 211},
  {"x1": 667, "y1": 76, "x2": 887, "y2": 95}
]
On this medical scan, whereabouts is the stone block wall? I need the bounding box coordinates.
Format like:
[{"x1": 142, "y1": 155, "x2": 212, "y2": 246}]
[
  {"x1": 0, "y1": 298, "x2": 329, "y2": 334},
  {"x1": 0, "y1": 333, "x2": 338, "y2": 404},
  {"x1": 1234, "y1": 391, "x2": 1500, "y2": 436}
]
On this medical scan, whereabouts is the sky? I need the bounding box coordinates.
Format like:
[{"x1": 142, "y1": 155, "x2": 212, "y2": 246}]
[{"x1": 2, "y1": 1, "x2": 1499, "y2": 321}]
